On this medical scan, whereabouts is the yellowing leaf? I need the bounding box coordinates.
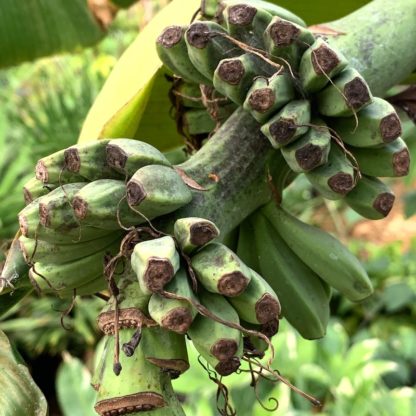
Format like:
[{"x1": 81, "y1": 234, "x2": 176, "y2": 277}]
[{"x1": 78, "y1": 0, "x2": 200, "y2": 144}]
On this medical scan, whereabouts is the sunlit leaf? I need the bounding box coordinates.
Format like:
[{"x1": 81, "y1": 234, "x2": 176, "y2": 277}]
[
  {"x1": 78, "y1": 0, "x2": 199, "y2": 150},
  {"x1": 0, "y1": 0, "x2": 104, "y2": 69}
]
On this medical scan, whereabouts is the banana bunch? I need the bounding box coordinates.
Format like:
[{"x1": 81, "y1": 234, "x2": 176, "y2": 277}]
[
  {"x1": 90, "y1": 216, "x2": 281, "y2": 415},
  {"x1": 156, "y1": 0, "x2": 411, "y2": 220},
  {"x1": 1, "y1": 138, "x2": 195, "y2": 299}
]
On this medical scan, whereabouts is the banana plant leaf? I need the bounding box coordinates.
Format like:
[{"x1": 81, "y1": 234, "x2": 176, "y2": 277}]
[
  {"x1": 78, "y1": 0, "x2": 200, "y2": 150},
  {"x1": 0, "y1": 329, "x2": 47, "y2": 415},
  {"x1": 0, "y1": 0, "x2": 105, "y2": 69}
]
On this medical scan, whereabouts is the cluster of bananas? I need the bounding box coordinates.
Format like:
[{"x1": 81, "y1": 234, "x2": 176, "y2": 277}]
[
  {"x1": 91, "y1": 217, "x2": 283, "y2": 415},
  {"x1": 11, "y1": 138, "x2": 191, "y2": 297},
  {"x1": 157, "y1": 0, "x2": 410, "y2": 220}
]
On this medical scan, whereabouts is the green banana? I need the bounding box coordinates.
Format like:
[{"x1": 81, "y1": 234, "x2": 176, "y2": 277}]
[
  {"x1": 191, "y1": 242, "x2": 251, "y2": 297},
  {"x1": 222, "y1": 0, "x2": 306, "y2": 27},
  {"x1": 174, "y1": 217, "x2": 219, "y2": 254},
  {"x1": 35, "y1": 149, "x2": 84, "y2": 184},
  {"x1": 213, "y1": 53, "x2": 275, "y2": 105},
  {"x1": 242, "y1": 319, "x2": 279, "y2": 357},
  {"x1": 251, "y1": 210, "x2": 330, "y2": 339},
  {"x1": 229, "y1": 269, "x2": 280, "y2": 324},
  {"x1": 94, "y1": 331, "x2": 166, "y2": 415},
  {"x1": 351, "y1": 137, "x2": 410, "y2": 177},
  {"x1": 163, "y1": 146, "x2": 188, "y2": 165},
  {"x1": 58, "y1": 273, "x2": 107, "y2": 298},
  {"x1": 38, "y1": 183, "x2": 87, "y2": 229},
  {"x1": 281, "y1": 118, "x2": 331, "y2": 173},
  {"x1": 299, "y1": 38, "x2": 348, "y2": 93},
  {"x1": 305, "y1": 143, "x2": 356, "y2": 200},
  {"x1": 22, "y1": 177, "x2": 57, "y2": 205},
  {"x1": 188, "y1": 290, "x2": 242, "y2": 363},
  {"x1": 126, "y1": 165, "x2": 193, "y2": 217},
  {"x1": 223, "y1": 3, "x2": 273, "y2": 49},
  {"x1": 148, "y1": 268, "x2": 197, "y2": 334},
  {"x1": 262, "y1": 202, "x2": 373, "y2": 302},
  {"x1": 263, "y1": 16, "x2": 314, "y2": 68},
  {"x1": 236, "y1": 217, "x2": 260, "y2": 271},
  {"x1": 345, "y1": 175, "x2": 395, "y2": 220},
  {"x1": 243, "y1": 72, "x2": 295, "y2": 123},
  {"x1": 19, "y1": 232, "x2": 122, "y2": 265},
  {"x1": 106, "y1": 139, "x2": 171, "y2": 177},
  {"x1": 72, "y1": 179, "x2": 146, "y2": 230},
  {"x1": 98, "y1": 273, "x2": 153, "y2": 335},
  {"x1": 141, "y1": 326, "x2": 189, "y2": 378},
  {"x1": 131, "y1": 236, "x2": 180, "y2": 295},
  {"x1": 28, "y1": 240, "x2": 120, "y2": 293},
  {"x1": 330, "y1": 97, "x2": 402, "y2": 147},
  {"x1": 172, "y1": 81, "x2": 205, "y2": 109},
  {"x1": 317, "y1": 67, "x2": 373, "y2": 117},
  {"x1": 185, "y1": 21, "x2": 242, "y2": 80},
  {"x1": 64, "y1": 140, "x2": 122, "y2": 181},
  {"x1": 156, "y1": 25, "x2": 211, "y2": 85},
  {"x1": 18, "y1": 198, "x2": 111, "y2": 243},
  {"x1": 181, "y1": 108, "x2": 216, "y2": 136},
  {"x1": 261, "y1": 99, "x2": 311, "y2": 148}
]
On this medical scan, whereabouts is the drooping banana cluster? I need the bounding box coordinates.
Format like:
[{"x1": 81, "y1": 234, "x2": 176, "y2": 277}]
[
  {"x1": 12, "y1": 139, "x2": 192, "y2": 297},
  {"x1": 157, "y1": 0, "x2": 411, "y2": 220},
  {"x1": 89, "y1": 217, "x2": 282, "y2": 415}
]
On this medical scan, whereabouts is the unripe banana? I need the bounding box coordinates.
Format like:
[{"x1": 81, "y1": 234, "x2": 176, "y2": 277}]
[
  {"x1": 156, "y1": 25, "x2": 211, "y2": 85},
  {"x1": 148, "y1": 268, "x2": 197, "y2": 334},
  {"x1": 185, "y1": 21, "x2": 242, "y2": 80},
  {"x1": 243, "y1": 72, "x2": 295, "y2": 123},
  {"x1": 317, "y1": 67, "x2": 373, "y2": 117},
  {"x1": 223, "y1": 0, "x2": 306, "y2": 27},
  {"x1": 28, "y1": 240, "x2": 120, "y2": 293},
  {"x1": 330, "y1": 97, "x2": 402, "y2": 147},
  {"x1": 229, "y1": 269, "x2": 280, "y2": 324},
  {"x1": 58, "y1": 273, "x2": 107, "y2": 298},
  {"x1": 345, "y1": 175, "x2": 395, "y2": 220},
  {"x1": 351, "y1": 137, "x2": 410, "y2": 177},
  {"x1": 126, "y1": 165, "x2": 193, "y2": 217},
  {"x1": 173, "y1": 81, "x2": 205, "y2": 109},
  {"x1": 181, "y1": 108, "x2": 216, "y2": 135},
  {"x1": 251, "y1": 210, "x2": 330, "y2": 339},
  {"x1": 261, "y1": 100, "x2": 311, "y2": 148},
  {"x1": 236, "y1": 217, "x2": 260, "y2": 271},
  {"x1": 299, "y1": 38, "x2": 348, "y2": 93},
  {"x1": 23, "y1": 177, "x2": 57, "y2": 205},
  {"x1": 263, "y1": 16, "x2": 314, "y2": 68},
  {"x1": 38, "y1": 183, "x2": 87, "y2": 229},
  {"x1": 305, "y1": 143, "x2": 356, "y2": 200},
  {"x1": 98, "y1": 273, "x2": 153, "y2": 335},
  {"x1": 191, "y1": 242, "x2": 251, "y2": 297},
  {"x1": 281, "y1": 118, "x2": 331, "y2": 173},
  {"x1": 94, "y1": 331, "x2": 166, "y2": 416},
  {"x1": 19, "y1": 198, "x2": 112, "y2": 242},
  {"x1": 35, "y1": 149, "x2": 84, "y2": 184},
  {"x1": 188, "y1": 290, "x2": 242, "y2": 363},
  {"x1": 174, "y1": 217, "x2": 219, "y2": 254},
  {"x1": 223, "y1": 3, "x2": 273, "y2": 49},
  {"x1": 213, "y1": 53, "x2": 276, "y2": 105},
  {"x1": 242, "y1": 319, "x2": 279, "y2": 357},
  {"x1": 141, "y1": 326, "x2": 189, "y2": 378},
  {"x1": 72, "y1": 179, "x2": 146, "y2": 230},
  {"x1": 262, "y1": 202, "x2": 373, "y2": 302},
  {"x1": 106, "y1": 139, "x2": 171, "y2": 177},
  {"x1": 131, "y1": 236, "x2": 180, "y2": 295},
  {"x1": 64, "y1": 140, "x2": 122, "y2": 181},
  {"x1": 19, "y1": 232, "x2": 122, "y2": 265}
]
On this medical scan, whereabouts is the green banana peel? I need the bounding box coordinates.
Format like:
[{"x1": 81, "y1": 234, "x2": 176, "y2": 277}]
[{"x1": 0, "y1": 330, "x2": 48, "y2": 415}]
